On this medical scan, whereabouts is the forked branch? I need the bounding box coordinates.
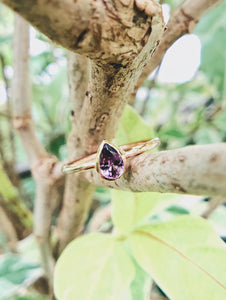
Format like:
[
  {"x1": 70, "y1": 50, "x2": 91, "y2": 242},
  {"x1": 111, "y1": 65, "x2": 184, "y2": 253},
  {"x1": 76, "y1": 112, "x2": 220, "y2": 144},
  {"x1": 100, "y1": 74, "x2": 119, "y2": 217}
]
[{"x1": 55, "y1": 1, "x2": 165, "y2": 252}]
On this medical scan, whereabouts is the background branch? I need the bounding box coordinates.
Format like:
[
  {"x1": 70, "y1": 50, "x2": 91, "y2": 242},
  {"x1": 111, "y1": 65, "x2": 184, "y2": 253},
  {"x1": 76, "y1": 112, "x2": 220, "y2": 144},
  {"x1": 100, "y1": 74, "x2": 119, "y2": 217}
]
[
  {"x1": 87, "y1": 203, "x2": 112, "y2": 233},
  {"x1": 136, "y1": 0, "x2": 224, "y2": 89},
  {"x1": 12, "y1": 14, "x2": 63, "y2": 287},
  {"x1": 0, "y1": 206, "x2": 18, "y2": 251},
  {"x1": 202, "y1": 198, "x2": 225, "y2": 219},
  {"x1": 0, "y1": 52, "x2": 19, "y2": 187},
  {"x1": 86, "y1": 143, "x2": 226, "y2": 198}
]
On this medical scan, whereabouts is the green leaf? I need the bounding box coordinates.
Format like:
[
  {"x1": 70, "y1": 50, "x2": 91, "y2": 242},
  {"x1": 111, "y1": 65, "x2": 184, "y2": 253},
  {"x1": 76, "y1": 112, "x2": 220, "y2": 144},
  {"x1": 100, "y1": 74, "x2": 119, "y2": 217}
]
[
  {"x1": 130, "y1": 257, "x2": 151, "y2": 300},
  {"x1": 0, "y1": 35, "x2": 12, "y2": 45},
  {"x1": 166, "y1": 205, "x2": 189, "y2": 215},
  {"x1": 213, "y1": 111, "x2": 226, "y2": 134},
  {"x1": 8, "y1": 296, "x2": 50, "y2": 300},
  {"x1": 54, "y1": 233, "x2": 135, "y2": 300},
  {"x1": 160, "y1": 128, "x2": 185, "y2": 139},
  {"x1": 0, "y1": 254, "x2": 40, "y2": 299},
  {"x1": 31, "y1": 51, "x2": 54, "y2": 75},
  {"x1": 130, "y1": 216, "x2": 226, "y2": 300},
  {"x1": 115, "y1": 105, "x2": 154, "y2": 145},
  {"x1": 112, "y1": 190, "x2": 180, "y2": 235},
  {"x1": 195, "y1": 1, "x2": 226, "y2": 98},
  {"x1": 193, "y1": 126, "x2": 222, "y2": 144},
  {"x1": 0, "y1": 255, "x2": 39, "y2": 285}
]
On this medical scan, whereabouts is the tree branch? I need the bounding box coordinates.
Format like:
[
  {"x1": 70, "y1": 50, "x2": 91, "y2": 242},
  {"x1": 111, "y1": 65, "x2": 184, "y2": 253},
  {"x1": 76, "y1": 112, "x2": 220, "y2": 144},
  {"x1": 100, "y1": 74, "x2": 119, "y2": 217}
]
[
  {"x1": 86, "y1": 143, "x2": 226, "y2": 198},
  {"x1": 136, "y1": 0, "x2": 224, "y2": 89},
  {"x1": 1, "y1": 0, "x2": 91, "y2": 53},
  {"x1": 1, "y1": 0, "x2": 164, "y2": 62},
  {"x1": 12, "y1": 15, "x2": 47, "y2": 164},
  {"x1": 67, "y1": 52, "x2": 90, "y2": 114},
  {"x1": 12, "y1": 14, "x2": 63, "y2": 286},
  {"x1": 55, "y1": 1, "x2": 165, "y2": 253},
  {"x1": 55, "y1": 53, "x2": 95, "y2": 254}
]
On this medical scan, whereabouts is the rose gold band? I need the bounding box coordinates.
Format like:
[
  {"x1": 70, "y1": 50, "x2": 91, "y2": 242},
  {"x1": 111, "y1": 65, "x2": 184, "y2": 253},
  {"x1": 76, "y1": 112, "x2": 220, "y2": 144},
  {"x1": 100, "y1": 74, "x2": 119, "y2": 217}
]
[{"x1": 62, "y1": 137, "x2": 160, "y2": 175}]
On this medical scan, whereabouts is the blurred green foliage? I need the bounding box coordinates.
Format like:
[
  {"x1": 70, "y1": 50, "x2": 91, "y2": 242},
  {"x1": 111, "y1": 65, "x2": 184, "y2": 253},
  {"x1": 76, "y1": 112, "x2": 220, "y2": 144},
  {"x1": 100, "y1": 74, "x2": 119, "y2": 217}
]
[
  {"x1": 195, "y1": 1, "x2": 226, "y2": 100},
  {"x1": 164, "y1": 0, "x2": 183, "y2": 9},
  {"x1": 0, "y1": 254, "x2": 41, "y2": 299},
  {"x1": 137, "y1": 75, "x2": 224, "y2": 149},
  {"x1": 134, "y1": 1, "x2": 226, "y2": 150}
]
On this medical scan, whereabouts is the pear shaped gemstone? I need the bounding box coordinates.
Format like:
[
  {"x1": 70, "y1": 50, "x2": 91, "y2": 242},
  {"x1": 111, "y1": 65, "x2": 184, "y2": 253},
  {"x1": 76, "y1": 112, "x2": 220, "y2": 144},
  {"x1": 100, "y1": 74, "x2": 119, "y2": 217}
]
[{"x1": 99, "y1": 143, "x2": 124, "y2": 180}]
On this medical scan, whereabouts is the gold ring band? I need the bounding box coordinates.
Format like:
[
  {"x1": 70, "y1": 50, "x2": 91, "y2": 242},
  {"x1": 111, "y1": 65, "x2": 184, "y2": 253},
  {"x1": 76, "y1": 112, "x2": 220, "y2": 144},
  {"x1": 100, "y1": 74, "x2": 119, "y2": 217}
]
[{"x1": 62, "y1": 137, "x2": 160, "y2": 180}]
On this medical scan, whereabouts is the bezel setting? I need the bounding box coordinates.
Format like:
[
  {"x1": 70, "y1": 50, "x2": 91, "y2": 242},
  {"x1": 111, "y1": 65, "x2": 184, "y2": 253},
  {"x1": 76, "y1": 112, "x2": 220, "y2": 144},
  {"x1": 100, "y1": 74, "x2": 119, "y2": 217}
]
[{"x1": 96, "y1": 140, "x2": 126, "y2": 181}]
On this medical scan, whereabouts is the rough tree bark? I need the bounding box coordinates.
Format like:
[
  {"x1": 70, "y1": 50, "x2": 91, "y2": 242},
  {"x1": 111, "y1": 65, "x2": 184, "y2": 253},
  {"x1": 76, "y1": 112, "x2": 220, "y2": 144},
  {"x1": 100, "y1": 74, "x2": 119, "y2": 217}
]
[
  {"x1": 1, "y1": 0, "x2": 224, "y2": 274},
  {"x1": 56, "y1": 53, "x2": 95, "y2": 253}
]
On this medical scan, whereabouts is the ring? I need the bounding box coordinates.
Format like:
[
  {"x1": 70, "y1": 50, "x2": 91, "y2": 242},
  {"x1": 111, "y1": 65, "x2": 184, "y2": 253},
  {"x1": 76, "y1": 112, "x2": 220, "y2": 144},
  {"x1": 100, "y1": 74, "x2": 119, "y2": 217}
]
[{"x1": 62, "y1": 137, "x2": 160, "y2": 180}]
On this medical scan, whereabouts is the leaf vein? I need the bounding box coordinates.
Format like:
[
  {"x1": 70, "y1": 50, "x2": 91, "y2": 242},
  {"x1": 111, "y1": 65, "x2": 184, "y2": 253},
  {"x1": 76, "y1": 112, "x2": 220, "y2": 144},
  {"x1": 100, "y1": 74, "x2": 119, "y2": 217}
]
[{"x1": 135, "y1": 230, "x2": 226, "y2": 291}]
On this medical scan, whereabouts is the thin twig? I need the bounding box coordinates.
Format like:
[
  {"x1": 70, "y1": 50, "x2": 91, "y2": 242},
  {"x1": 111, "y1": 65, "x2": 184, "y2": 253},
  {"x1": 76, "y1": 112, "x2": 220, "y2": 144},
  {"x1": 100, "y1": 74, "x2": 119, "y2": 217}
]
[
  {"x1": 0, "y1": 205, "x2": 18, "y2": 251},
  {"x1": 87, "y1": 203, "x2": 112, "y2": 233},
  {"x1": 202, "y1": 198, "x2": 225, "y2": 219}
]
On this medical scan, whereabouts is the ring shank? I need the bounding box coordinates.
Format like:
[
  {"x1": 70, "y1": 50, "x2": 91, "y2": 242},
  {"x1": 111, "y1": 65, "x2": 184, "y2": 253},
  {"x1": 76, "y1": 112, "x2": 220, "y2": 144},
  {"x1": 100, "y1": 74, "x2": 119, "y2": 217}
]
[
  {"x1": 62, "y1": 137, "x2": 160, "y2": 174},
  {"x1": 62, "y1": 153, "x2": 96, "y2": 174},
  {"x1": 122, "y1": 137, "x2": 160, "y2": 158}
]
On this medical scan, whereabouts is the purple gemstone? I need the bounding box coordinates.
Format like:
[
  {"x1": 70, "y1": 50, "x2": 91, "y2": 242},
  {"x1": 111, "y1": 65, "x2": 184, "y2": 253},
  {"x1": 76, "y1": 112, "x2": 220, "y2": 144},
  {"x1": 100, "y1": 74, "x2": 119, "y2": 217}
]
[{"x1": 99, "y1": 143, "x2": 124, "y2": 180}]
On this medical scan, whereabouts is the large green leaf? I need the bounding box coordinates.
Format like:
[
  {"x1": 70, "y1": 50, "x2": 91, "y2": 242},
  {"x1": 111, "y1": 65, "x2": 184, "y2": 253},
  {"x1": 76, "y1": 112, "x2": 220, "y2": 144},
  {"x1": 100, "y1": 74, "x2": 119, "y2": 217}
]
[
  {"x1": 130, "y1": 216, "x2": 226, "y2": 300},
  {"x1": 54, "y1": 233, "x2": 135, "y2": 300},
  {"x1": 8, "y1": 296, "x2": 50, "y2": 300},
  {"x1": 112, "y1": 190, "x2": 180, "y2": 235},
  {"x1": 115, "y1": 105, "x2": 154, "y2": 145}
]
